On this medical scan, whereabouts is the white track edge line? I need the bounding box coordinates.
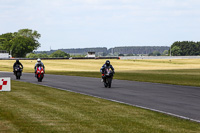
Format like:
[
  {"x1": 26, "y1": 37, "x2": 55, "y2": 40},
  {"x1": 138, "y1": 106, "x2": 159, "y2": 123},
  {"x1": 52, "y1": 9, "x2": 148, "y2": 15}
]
[
  {"x1": 2, "y1": 72, "x2": 200, "y2": 123},
  {"x1": 33, "y1": 83, "x2": 200, "y2": 123}
]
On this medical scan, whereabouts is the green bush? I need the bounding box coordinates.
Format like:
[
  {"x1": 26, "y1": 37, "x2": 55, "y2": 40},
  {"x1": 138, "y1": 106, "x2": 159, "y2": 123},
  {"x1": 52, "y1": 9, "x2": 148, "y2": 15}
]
[{"x1": 50, "y1": 50, "x2": 70, "y2": 58}]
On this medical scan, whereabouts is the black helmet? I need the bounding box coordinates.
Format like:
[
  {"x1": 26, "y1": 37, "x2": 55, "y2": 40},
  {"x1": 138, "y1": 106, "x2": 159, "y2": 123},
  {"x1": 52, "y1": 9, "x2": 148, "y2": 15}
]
[
  {"x1": 16, "y1": 59, "x2": 19, "y2": 63},
  {"x1": 105, "y1": 60, "x2": 110, "y2": 66}
]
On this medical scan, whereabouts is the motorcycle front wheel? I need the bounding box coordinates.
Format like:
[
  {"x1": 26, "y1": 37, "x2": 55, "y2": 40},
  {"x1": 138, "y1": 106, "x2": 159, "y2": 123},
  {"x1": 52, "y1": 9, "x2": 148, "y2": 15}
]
[
  {"x1": 108, "y1": 78, "x2": 112, "y2": 88},
  {"x1": 37, "y1": 74, "x2": 43, "y2": 82},
  {"x1": 16, "y1": 72, "x2": 21, "y2": 79}
]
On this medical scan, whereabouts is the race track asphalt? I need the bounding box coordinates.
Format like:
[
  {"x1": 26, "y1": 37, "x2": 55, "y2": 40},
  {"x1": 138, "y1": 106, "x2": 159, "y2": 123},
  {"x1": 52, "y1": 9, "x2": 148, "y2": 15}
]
[{"x1": 1, "y1": 72, "x2": 200, "y2": 123}]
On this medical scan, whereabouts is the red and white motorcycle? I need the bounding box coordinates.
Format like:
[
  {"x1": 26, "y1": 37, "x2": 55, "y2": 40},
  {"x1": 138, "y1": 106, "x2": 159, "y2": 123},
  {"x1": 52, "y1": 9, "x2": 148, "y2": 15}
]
[{"x1": 36, "y1": 66, "x2": 44, "y2": 82}]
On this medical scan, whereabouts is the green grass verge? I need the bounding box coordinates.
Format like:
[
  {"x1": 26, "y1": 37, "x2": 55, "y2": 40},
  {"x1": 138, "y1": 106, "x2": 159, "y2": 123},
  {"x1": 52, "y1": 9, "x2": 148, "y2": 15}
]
[{"x1": 0, "y1": 80, "x2": 199, "y2": 133}]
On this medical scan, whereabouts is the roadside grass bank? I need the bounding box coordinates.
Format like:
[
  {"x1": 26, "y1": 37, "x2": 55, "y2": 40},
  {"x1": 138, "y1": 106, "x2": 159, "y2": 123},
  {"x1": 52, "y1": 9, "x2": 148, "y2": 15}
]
[
  {"x1": 0, "y1": 80, "x2": 199, "y2": 133},
  {"x1": 1, "y1": 59, "x2": 200, "y2": 86},
  {"x1": 2, "y1": 59, "x2": 200, "y2": 72}
]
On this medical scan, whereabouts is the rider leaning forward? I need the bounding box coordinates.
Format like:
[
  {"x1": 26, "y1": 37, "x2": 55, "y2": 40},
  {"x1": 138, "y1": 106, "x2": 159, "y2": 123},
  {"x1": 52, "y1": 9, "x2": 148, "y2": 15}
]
[
  {"x1": 34, "y1": 58, "x2": 45, "y2": 77},
  {"x1": 100, "y1": 60, "x2": 115, "y2": 82},
  {"x1": 13, "y1": 59, "x2": 23, "y2": 74}
]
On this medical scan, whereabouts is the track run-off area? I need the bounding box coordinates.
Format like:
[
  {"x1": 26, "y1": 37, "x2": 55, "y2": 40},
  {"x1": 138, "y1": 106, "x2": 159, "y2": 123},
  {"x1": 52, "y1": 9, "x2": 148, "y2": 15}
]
[{"x1": 1, "y1": 71, "x2": 200, "y2": 123}]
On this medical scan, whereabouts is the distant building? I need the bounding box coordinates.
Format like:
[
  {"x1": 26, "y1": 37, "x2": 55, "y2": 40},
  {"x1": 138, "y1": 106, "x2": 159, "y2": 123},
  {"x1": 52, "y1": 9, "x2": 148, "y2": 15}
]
[
  {"x1": 0, "y1": 50, "x2": 9, "y2": 58},
  {"x1": 34, "y1": 46, "x2": 170, "y2": 56},
  {"x1": 108, "y1": 46, "x2": 169, "y2": 55},
  {"x1": 85, "y1": 52, "x2": 96, "y2": 57},
  {"x1": 59, "y1": 47, "x2": 107, "y2": 56}
]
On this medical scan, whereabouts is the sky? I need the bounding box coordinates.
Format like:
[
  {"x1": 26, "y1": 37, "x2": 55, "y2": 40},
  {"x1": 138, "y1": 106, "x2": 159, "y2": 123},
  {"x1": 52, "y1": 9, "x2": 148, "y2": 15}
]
[{"x1": 0, "y1": 0, "x2": 200, "y2": 51}]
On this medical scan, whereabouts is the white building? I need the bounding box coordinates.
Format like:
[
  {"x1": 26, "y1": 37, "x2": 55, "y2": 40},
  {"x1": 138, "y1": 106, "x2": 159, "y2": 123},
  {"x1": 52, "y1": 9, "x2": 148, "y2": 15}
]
[
  {"x1": 85, "y1": 52, "x2": 96, "y2": 57},
  {"x1": 0, "y1": 51, "x2": 9, "y2": 58}
]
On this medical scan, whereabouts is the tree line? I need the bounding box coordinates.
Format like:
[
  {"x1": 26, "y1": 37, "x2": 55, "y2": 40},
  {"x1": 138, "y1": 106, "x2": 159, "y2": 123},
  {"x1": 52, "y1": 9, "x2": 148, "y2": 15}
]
[
  {"x1": 27, "y1": 50, "x2": 70, "y2": 58},
  {"x1": 0, "y1": 29, "x2": 41, "y2": 57},
  {"x1": 171, "y1": 41, "x2": 200, "y2": 56}
]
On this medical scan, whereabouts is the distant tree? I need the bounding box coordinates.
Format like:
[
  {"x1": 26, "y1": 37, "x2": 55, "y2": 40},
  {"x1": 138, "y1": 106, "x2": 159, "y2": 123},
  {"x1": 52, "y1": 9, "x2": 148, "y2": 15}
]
[
  {"x1": 37, "y1": 53, "x2": 49, "y2": 58},
  {"x1": 148, "y1": 53, "x2": 153, "y2": 56},
  {"x1": 152, "y1": 51, "x2": 161, "y2": 56},
  {"x1": 0, "y1": 33, "x2": 14, "y2": 43},
  {"x1": 0, "y1": 33, "x2": 14, "y2": 52},
  {"x1": 171, "y1": 46, "x2": 182, "y2": 56},
  {"x1": 50, "y1": 50, "x2": 70, "y2": 57},
  {"x1": 0, "y1": 29, "x2": 41, "y2": 57},
  {"x1": 162, "y1": 50, "x2": 169, "y2": 55},
  {"x1": 103, "y1": 52, "x2": 107, "y2": 56},
  {"x1": 10, "y1": 36, "x2": 40, "y2": 57},
  {"x1": 113, "y1": 52, "x2": 119, "y2": 56},
  {"x1": 118, "y1": 54, "x2": 124, "y2": 56},
  {"x1": 39, "y1": 51, "x2": 48, "y2": 54},
  {"x1": 148, "y1": 51, "x2": 161, "y2": 56},
  {"x1": 27, "y1": 53, "x2": 38, "y2": 58},
  {"x1": 171, "y1": 41, "x2": 200, "y2": 56},
  {"x1": 17, "y1": 29, "x2": 41, "y2": 39},
  {"x1": 27, "y1": 53, "x2": 49, "y2": 58},
  {"x1": 70, "y1": 54, "x2": 86, "y2": 57},
  {"x1": 127, "y1": 54, "x2": 134, "y2": 56}
]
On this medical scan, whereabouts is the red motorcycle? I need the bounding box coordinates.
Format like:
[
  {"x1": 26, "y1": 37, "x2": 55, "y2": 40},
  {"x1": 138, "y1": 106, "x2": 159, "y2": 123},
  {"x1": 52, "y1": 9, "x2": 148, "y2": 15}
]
[{"x1": 36, "y1": 66, "x2": 44, "y2": 82}]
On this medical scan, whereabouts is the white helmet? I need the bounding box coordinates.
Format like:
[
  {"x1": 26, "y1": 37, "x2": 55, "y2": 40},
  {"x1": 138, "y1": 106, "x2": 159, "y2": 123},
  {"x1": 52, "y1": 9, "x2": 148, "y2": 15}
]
[{"x1": 37, "y1": 58, "x2": 41, "y2": 64}]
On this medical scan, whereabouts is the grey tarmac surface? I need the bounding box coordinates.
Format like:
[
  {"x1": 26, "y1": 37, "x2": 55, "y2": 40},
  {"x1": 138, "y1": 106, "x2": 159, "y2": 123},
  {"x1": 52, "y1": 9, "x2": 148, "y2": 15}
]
[{"x1": 1, "y1": 72, "x2": 200, "y2": 123}]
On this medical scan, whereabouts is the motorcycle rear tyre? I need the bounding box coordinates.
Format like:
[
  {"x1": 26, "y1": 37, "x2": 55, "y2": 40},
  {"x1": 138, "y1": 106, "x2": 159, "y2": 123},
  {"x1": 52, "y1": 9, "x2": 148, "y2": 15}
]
[{"x1": 104, "y1": 82, "x2": 107, "y2": 88}]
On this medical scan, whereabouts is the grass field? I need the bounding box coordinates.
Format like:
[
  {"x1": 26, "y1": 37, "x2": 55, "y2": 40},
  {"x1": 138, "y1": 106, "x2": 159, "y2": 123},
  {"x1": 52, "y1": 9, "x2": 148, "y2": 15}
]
[
  {"x1": 0, "y1": 80, "x2": 199, "y2": 133},
  {"x1": 1, "y1": 59, "x2": 200, "y2": 86}
]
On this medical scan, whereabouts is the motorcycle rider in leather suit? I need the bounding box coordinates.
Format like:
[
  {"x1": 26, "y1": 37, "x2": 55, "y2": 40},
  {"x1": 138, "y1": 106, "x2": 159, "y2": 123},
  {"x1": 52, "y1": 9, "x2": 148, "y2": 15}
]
[
  {"x1": 13, "y1": 59, "x2": 23, "y2": 75},
  {"x1": 34, "y1": 58, "x2": 45, "y2": 77},
  {"x1": 100, "y1": 60, "x2": 115, "y2": 82}
]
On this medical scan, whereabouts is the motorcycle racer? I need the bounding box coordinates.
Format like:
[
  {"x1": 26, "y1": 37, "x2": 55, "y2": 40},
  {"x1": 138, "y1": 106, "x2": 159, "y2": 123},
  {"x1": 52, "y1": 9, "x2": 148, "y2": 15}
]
[
  {"x1": 34, "y1": 58, "x2": 45, "y2": 77},
  {"x1": 100, "y1": 60, "x2": 114, "y2": 82},
  {"x1": 13, "y1": 59, "x2": 23, "y2": 75}
]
